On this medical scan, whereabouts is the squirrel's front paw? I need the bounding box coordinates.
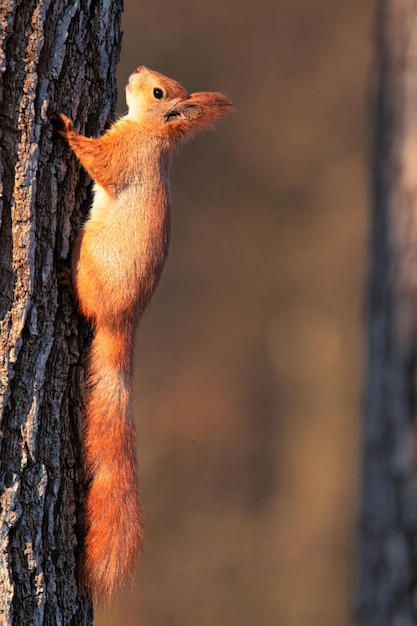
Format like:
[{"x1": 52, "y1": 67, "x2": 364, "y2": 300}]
[{"x1": 54, "y1": 113, "x2": 73, "y2": 139}]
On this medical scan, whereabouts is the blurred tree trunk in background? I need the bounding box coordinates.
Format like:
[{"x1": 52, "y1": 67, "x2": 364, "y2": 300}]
[
  {"x1": 357, "y1": 1, "x2": 417, "y2": 624},
  {"x1": 0, "y1": 1, "x2": 122, "y2": 623}
]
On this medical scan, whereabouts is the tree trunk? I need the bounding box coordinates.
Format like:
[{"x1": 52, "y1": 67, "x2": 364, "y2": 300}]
[
  {"x1": 0, "y1": 1, "x2": 122, "y2": 623},
  {"x1": 357, "y1": 2, "x2": 417, "y2": 624}
]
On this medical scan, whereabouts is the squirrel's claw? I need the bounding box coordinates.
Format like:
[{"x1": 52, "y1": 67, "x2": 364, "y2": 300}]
[
  {"x1": 59, "y1": 113, "x2": 73, "y2": 131},
  {"x1": 57, "y1": 267, "x2": 74, "y2": 293},
  {"x1": 52, "y1": 112, "x2": 73, "y2": 139}
]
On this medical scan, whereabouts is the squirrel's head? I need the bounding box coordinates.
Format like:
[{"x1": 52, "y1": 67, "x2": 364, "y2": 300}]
[{"x1": 126, "y1": 66, "x2": 234, "y2": 141}]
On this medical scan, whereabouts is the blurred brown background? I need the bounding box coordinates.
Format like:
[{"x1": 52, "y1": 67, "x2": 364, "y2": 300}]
[{"x1": 96, "y1": 1, "x2": 373, "y2": 625}]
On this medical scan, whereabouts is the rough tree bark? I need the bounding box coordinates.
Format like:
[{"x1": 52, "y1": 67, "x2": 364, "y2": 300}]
[
  {"x1": 357, "y1": 2, "x2": 417, "y2": 625},
  {"x1": 0, "y1": 1, "x2": 123, "y2": 624}
]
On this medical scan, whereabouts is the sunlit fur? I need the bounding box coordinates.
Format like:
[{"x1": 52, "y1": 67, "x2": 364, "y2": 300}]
[{"x1": 59, "y1": 67, "x2": 233, "y2": 601}]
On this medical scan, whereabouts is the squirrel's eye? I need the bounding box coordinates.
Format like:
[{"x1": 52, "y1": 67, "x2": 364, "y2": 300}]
[{"x1": 153, "y1": 87, "x2": 164, "y2": 99}]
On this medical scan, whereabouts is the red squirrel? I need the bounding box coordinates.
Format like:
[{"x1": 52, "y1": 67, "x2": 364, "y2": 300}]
[{"x1": 59, "y1": 66, "x2": 233, "y2": 600}]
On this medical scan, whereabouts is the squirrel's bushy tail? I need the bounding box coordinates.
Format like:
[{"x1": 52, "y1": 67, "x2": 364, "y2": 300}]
[{"x1": 82, "y1": 324, "x2": 143, "y2": 600}]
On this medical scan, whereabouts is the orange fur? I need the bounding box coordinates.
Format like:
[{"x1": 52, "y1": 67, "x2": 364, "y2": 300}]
[{"x1": 59, "y1": 66, "x2": 233, "y2": 601}]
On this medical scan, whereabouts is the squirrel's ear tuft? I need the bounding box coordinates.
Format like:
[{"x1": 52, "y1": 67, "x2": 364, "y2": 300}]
[
  {"x1": 182, "y1": 92, "x2": 235, "y2": 127},
  {"x1": 164, "y1": 92, "x2": 234, "y2": 133}
]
